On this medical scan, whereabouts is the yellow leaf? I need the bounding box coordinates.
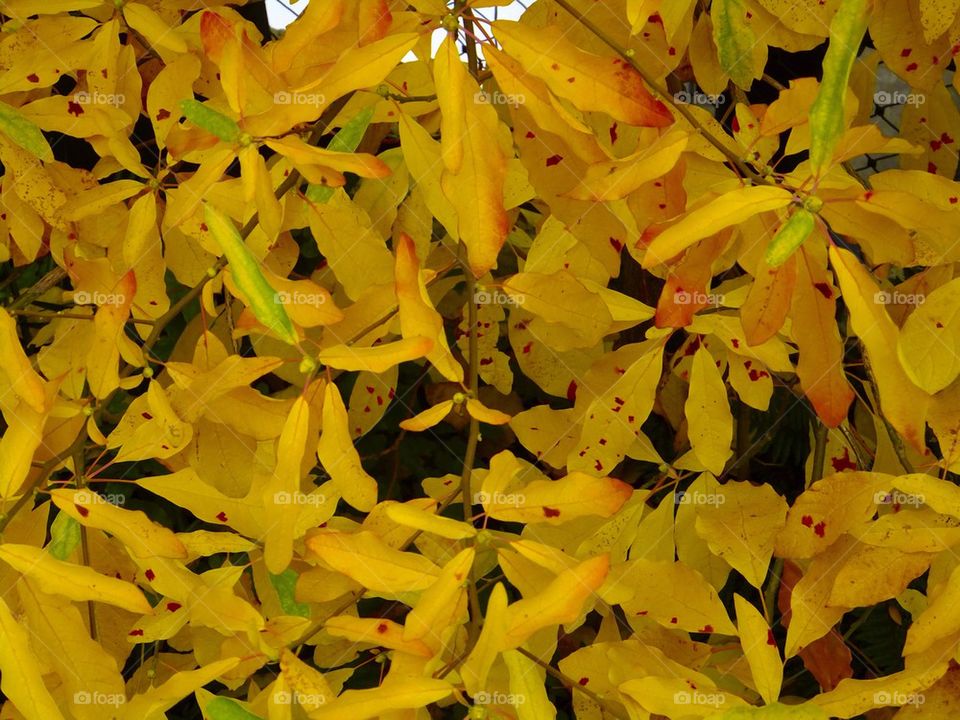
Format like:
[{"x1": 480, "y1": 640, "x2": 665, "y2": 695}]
[
  {"x1": 642, "y1": 186, "x2": 793, "y2": 268},
  {"x1": 123, "y1": 658, "x2": 241, "y2": 719},
  {"x1": 0, "y1": 396, "x2": 51, "y2": 499},
  {"x1": 437, "y1": 43, "x2": 510, "y2": 277},
  {"x1": 905, "y1": 561, "x2": 960, "y2": 655},
  {"x1": 609, "y1": 558, "x2": 738, "y2": 635},
  {"x1": 434, "y1": 35, "x2": 467, "y2": 173},
  {"x1": 50, "y1": 488, "x2": 187, "y2": 560},
  {"x1": 483, "y1": 473, "x2": 633, "y2": 525},
  {"x1": 395, "y1": 234, "x2": 464, "y2": 382},
  {"x1": 0, "y1": 543, "x2": 153, "y2": 614},
  {"x1": 503, "y1": 555, "x2": 609, "y2": 649},
  {"x1": 85, "y1": 270, "x2": 138, "y2": 399},
  {"x1": 317, "y1": 336, "x2": 433, "y2": 373},
  {"x1": 492, "y1": 20, "x2": 673, "y2": 127},
  {"x1": 308, "y1": 677, "x2": 452, "y2": 720},
  {"x1": 306, "y1": 190, "x2": 395, "y2": 301},
  {"x1": 138, "y1": 467, "x2": 263, "y2": 538},
  {"x1": 404, "y1": 547, "x2": 475, "y2": 644},
  {"x1": 324, "y1": 616, "x2": 432, "y2": 657},
  {"x1": 123, "y1": 2, "x2": 187, "y2": 53},
  {"x1": 686, "y1": 347, "x2": 734, "y2": 475},
  {"x1": 305, "y1": 530, "x2": 440, "y2": 593},
  {"x1": 18, "y1": 580, "x2": 124, "y2": 720},
  {"x1": 503, "y1": 649, "x2": 557, "y2": 720},
  {"x1": 775, "y1": 471, "x2": 888, "y2": 559},
  {"x1": 399, "y1": 399, "x2": 454, "y2": 432},
  {"x1": 0, "y1": 307, "x2": 47, "y2": 413},
  {"x1": 263, "y1": 396, "x2": 310, "y2": 574},
  {"x1": 316, "y1": 383, "x2": 378, "y2": 512},
  {"x1": 385, "y1": 501, "x2": 476, "y2": 540},
  {"x1": 735, "y1": 594, "x2": 783, "y2": 704},
  {"x1": 790, "y1": 244, "x2": 854, "y2": 427},
  {"x1": 565, "y1": 130, "x2": 688, "y2": 201},
  {"x1": 829, "y1": 246, "x2": 930, "y2": 452},
  {"x1": 461, "y1": 582, "x2": 510, "y2": 694},
  {"x1": 502, "y1": 271, "x2": 614, "y2": 350},
  {"x1": 264, "y1": 136, "x2": 390, "y2": 181},
  {"x1": 278, "y1": 647, "x2": 334, "y2": 710},
  {"x1": 695, "y1": 479, "x2": 788, "y2": 588},
  {"x1": 0, "y1": 594, "x2": 66, "y2": 720},
  {"x1": 897, "y1": 276, "x2": 960, "y2": 393},
  {"x1": 568, "y1": 341, "x2": 664, "y2": 476},
  {"x1": 465, "y1": 398, "x2": 511, "y2": 425}
]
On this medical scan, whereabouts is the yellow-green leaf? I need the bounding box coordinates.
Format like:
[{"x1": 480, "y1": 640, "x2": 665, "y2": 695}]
[
  {"x1": 204, "y1": 203, "x2": 298, "y2": 346},
  {"x1": 808, "y1": 0, "x2": 870, "y2": 176},
  {"x1": 765, "y1": 207, "x2": 816, "y2": 267}
]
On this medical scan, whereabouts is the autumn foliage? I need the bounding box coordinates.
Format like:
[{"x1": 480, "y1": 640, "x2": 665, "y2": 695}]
[{"x1": 4, "y1": 0, "x2": 960, "y2": 718}]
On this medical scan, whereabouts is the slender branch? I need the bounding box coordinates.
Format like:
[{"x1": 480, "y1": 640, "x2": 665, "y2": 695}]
[
  {"x1": 811, "y1": 421, "x2": 828, "y2": 487},
  {"x1": 459, "y1": 244, "x2": 483, "y2": 654},
  {"x1": 460, "y1": 2, "x2": 481, "y2": 77},
  {"x1": 9, "y1": 309, "x2": 155, "y2": 325},
  {"x1": 6, "y1": 267, "x2": 67, "y2": 311},
  {"x1": 73, "y1": 441, "x2": 98, "y2": 642},
  {"x1": 861, "y1": 352, "x2": 915, "y2": 473}
]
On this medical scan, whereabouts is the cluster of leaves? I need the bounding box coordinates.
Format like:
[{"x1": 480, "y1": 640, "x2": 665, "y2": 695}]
[{"x1": 5, "y1": 0, "x2": 960, "y2": 718}]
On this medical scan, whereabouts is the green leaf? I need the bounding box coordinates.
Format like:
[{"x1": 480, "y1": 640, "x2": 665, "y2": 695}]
[
  {"x1": 48, "y1": 512, "x2": 80, "y2": 561},
  {"x1": 305, "y1": 105, "x2": 375, "y2": 203},
  {"x1": 0, "y1": 101, "x2": 53, "y2": 162},
  {"x1": 179, "y1": 99, "x2": 241, "y2": 144},
  {"x1": 765, "y1": 207, "x2": 815, "y2": 267},
  {"x1": 206, "y1": 697, "x2": 264, "y2": 720},
  {"x1": 712, "y1": 0, "x2": 758, "y2": 89},
  {"x1": 269, "y1": 568, "x2": 310, "y2": 618},
  {"x1": 203, "y1": 203, "x2": 299, "y2": 346},
  {"x1": 808, "y1": 0, "x2": 870, "y2": 176}
]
